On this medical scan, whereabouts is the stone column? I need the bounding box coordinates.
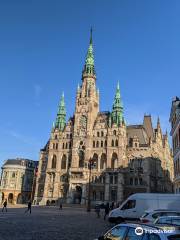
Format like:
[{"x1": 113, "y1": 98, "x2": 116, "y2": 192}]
[
  {"x1": 117, "y1": 173, "x2": 124, "y2": 204},
  {"x1": 104, "y1": 173, "x2": 110, "y2": 201},
  {"x1": 81, "y1": 184, "x2": 86, "y2": 204}
]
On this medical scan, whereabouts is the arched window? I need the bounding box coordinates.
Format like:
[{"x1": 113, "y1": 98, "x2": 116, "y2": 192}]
[
  {"x1": 65, "y1": 143, "x2": 68, "y2": 149},
  {"x1": 92, "y1": 153, "x2": 98, "y2": 170},
  {"x1": 52, "y1": 155, "x2": 57, "y2": 169},
  {"x1": 97, "y1": 132, "x2": 100, "y2": 137},
  {"x1": 105, "y1": 140, "x2": 107, "y2": 147},
  {"x1": 69, "y1": 142, "x2": 72, "y2": 148},
  {"x1": 101, "y1": 141, "x2": 103, "y2": 147},
  {"x1": 113, "y1": 130, "x2": 116, "y2": 136},
  {"x1": 93, "y1": 141, "x2": 95, "y2": 148},
  {"x1": 96, "y1": 141, "x2": 99, "y2": 148},
  {"x1": 111, "y1": 152, "x2": 118, "y2": 169},
  {"x1": 100, "y1": 153, "x2": 107, "y2": 170},
  {"x1": 79, "y1": 150, "x2": 85, "y2": 168},
  {"x1": 12, "y1": 172, "x2": 15, "y2": 178},
  {"x1": 101, "y1": 131, "x2": 104, "y2": 137},
  {"x1": 56, "y1": 143, "x2": 58, "y2": 149},
  {"x1": 61, "y1": 155, "x2": 67, "y2": 169},
  {"x1": 115, "y1": 139, "x2": 118, "y2": 147},
  {"x1": 112, "y1": 140, "x2": 114, "y2": 147},
  {"x1": 62, "y1": 143, "x2": 65, "y2": 149}
]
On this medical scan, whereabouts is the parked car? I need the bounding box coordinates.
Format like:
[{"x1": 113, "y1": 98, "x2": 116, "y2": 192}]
[
  {"x1": 108, "y1": 193, "x2": 180, "y2": 223},
  {"x1": 140, "y1": 210, "x2": 180, "y2": 224},
  {"x1": 94, "y1": 223, "x2": 180, "y2": 240},
  {"x1": 154, "y1": 216, "x2": 180, "y2": 226}
]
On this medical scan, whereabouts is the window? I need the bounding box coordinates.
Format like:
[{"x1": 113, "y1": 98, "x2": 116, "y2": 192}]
[
  {"x1": 62, "y1": 143, "x2": 65, "y2": 149},
  {"x1": 121, "y1": 200, "x2": 136, "y2": 210},
  {"x1": 139, "y1": 178, "x2": 143, "y2": 185},
  {"x1": 61, "y1": 155, "x2": 67, "y2": 169},
  {"x1": 96, "y1": 141, "x2": 99, "y2": 148},
  {"x1": 97, "y1": 132, "x2": 100, "y2": 137},
  {"x1": 135, "y1": 178, "x2": 138, "y2": 185},
  {"x1": 115, "y1": 139, "x2": 118, "y2": 147},
  {"x1": 112, "y1": 140, "x2": 114, "y2": 147},
  {"x1": 105, "y1": 140, "x2": 107, "y2": 147},
  {"x1": 110, "y1": 175, "x2": 113, "y2": 184},
  {"x1": 126, "y1": 227, "x2": 144, "y2": 240},
  {"x1": 12, "y1": 172, "x2": 15, "y2": 178},
  {"x1": 148, "y1": 234, "x2": 161, "y2": 240},
  {"x1": 114, "y1": 175, "x2": 118, "y2": 184},
  {"x1": 101, "y1": 141, "x2": 103, "y2": 147},
  {"x1": 51, "y1": 155, "x2": 57, "y2": 169},
  {"x1": 106, "y1": 226, "x2": 127, "y2": 239},
  {"x1": 93, "y1": 141, "x2": 95, "y2": 148},
  {"x1": 168, "y1": 235, "x2": 180, "y2": 240},
  {"x1": 93, "y1": 191, "x2": 96, "y2": 200},
  {"x1": 130, "y1": 178, "x2": 133, "y2": 185},
  {"x1": 100, "y1": 191, "x2": 104, "y2": 201},
  {"x1": 113, "y1": 130, "x2": 117, "y2": 136},
  {"x1": 101, "y1": 131, "x2": 104, "y2": 137},
  {"x1": 56, "y1": 143, "x2": 58, "y2": 149}
]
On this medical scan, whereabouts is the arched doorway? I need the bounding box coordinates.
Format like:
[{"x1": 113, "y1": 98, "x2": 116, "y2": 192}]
[
  {"x1": 17, "y1": 193, "x2": 23, "y2": 204},
  {"x1": 73, "y1": 186, "x2": 82, "y2": 204},
  {"x1": 8, "y1": 193, "x2": 13, "y2": 204}
]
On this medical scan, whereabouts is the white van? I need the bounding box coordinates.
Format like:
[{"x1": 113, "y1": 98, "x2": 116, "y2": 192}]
[{"x1": 108, "y1": 193, "x2": 180, "y2": 223}]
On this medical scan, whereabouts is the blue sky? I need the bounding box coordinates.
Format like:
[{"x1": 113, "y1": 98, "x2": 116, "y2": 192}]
[{"x1": 0, "y1": 0, "x2": 179, "y2": 165}]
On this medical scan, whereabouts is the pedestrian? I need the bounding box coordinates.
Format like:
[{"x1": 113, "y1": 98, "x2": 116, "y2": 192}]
[
  {"x1": 104, "y1": 202, "x2": 110, "y2": 220},
  {"x1": 59, "y1": 203, "x2": 62, "y2": 210},
  {"x1": 25, "y1": 200, "x2": 32, "y2": 214},
  {"x1": 95, "y1": 204, "x2": 101, "y2": 218},
  {"x1": 110, "y1": 201, "x2": 114, "y2": 210},
  {"x1": 2, "y1": 199, "x2": 7, "y2": 212}
]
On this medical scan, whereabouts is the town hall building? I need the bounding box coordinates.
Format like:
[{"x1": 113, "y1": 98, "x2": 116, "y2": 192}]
[{"x1": 34, "y1": 31, "x2": 174, "y2": 206}]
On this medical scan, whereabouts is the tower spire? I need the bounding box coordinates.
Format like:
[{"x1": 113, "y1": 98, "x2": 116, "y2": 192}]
[
  {"x1": 111, "y1": 82, "x2": 124, "y2": 126},
  {"x1": 54, "y1": 93, "x2": 66, "y2": 131},
  {"x1": 82, "y1": 28, "x2": 95, "y2": 77}
]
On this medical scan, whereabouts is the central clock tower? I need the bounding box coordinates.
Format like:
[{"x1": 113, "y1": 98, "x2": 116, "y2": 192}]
[{"x1": 71, "y1": 29, "x2": 99, "y2": 168}]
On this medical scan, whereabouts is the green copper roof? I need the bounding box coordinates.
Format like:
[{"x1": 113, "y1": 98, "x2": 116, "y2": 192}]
[
  {"x1": 54, "y1": 93, "x2": 66, "y2": 131},
  {"x1": 83, "y1": 28, "x2": 95, "y2": 76},
  {"x1": 111, "y1": 82, "x2": 124, "y2": 126}
]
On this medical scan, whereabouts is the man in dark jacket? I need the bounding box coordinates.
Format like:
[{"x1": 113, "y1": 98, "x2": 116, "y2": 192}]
[
  {"x1": 25, "y1": 200, "x2": 32, "y2": 214},
  {"x1": 104, "y1": 202, "x2": 110, "y2": 220},
  {"x1": 2, "y1": 199, "x2": 7, "y2": 212}
]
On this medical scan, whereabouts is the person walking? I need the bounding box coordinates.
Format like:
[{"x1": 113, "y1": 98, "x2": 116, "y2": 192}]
[
  {"x1": 95, "y1": 204, "x2": 101, "y2": 218},
  {"x1": 2, "y1": 199, "x2": 7, "y2": 212},
  {"x1": 104, "y1": 202, "x2": 110, "y2": 220},
  {"x1": 25, "y1": 200, "x2": 32, "y2": 214},
  {"x1": 59, "y1": 203, "x2": 62, "y2": 210}
]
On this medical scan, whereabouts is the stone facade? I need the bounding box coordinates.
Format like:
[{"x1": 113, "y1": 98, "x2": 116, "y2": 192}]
[
  {"x1": 34, "y1": 31, "x2": 174, "y2": 206},
  {"x1": 170, "y1": 97, "x2": 180, "y2": 193},
  {"x1": 0, "y1": 158, "x2": 38, "y2": 204}
]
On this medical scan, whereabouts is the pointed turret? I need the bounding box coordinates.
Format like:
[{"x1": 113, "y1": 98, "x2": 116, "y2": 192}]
[
  {"x1": 82, "y1": 28, "x2": 95, "y2": 77},
  {"x1": 111, "y1": 82, "x2": 124, "y2": 126},
  {"x1": 54, "y1": 93, "x2": 66, "y2": 131}
]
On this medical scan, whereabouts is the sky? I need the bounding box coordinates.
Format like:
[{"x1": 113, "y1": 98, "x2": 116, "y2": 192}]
[{"x1": 0, "y1": 0, "x2": 180, "y2": 165}]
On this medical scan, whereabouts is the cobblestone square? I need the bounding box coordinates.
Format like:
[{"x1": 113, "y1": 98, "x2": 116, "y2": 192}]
[{"x1": 0, "y1": 206, "x2": 110, "y2": 240}]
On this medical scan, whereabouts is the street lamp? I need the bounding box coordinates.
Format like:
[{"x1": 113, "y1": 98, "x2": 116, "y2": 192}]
[{"x1": 87, "y1": 157, "x2": 95, "y2": 212}]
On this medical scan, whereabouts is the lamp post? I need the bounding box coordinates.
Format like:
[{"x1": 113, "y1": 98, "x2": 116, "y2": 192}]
[{"x1": 87, "y1": 157, "x2": 94, "y2": 212}]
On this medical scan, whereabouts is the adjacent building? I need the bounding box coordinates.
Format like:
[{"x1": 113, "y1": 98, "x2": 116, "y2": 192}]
[
  {"x1": 170, "y1": 97, "x2": 180, "y2": 193},
  {"x1": 0, "y1": 158, "x2": 38, "y2": 204},
  {"x1": 34, "y1": 31, "x2": 174, "y2": 206}
]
